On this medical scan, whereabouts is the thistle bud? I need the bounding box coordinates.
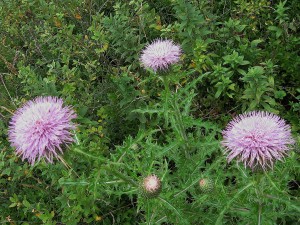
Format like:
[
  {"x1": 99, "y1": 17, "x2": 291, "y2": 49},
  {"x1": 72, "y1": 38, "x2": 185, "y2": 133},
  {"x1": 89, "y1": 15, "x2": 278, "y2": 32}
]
[
  {"x1": 199, "y1": 178, "x2": 214, "y2": 193},
  {"x1": 140, "y1": 175, "x2": 162, "y2": 198}
]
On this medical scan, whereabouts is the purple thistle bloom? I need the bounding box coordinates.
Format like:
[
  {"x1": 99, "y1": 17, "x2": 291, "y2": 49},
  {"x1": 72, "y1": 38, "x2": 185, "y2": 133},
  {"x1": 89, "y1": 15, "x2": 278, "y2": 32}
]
[
  {"x1": 140, "y1": 39, "x2": 182, "y2": 72},
  {"x1": 222, "y1": 111, "x2": 294, "y2": 169},
  {"x1": 8, "y1": 96, "x2": 77, "y2": 165}
]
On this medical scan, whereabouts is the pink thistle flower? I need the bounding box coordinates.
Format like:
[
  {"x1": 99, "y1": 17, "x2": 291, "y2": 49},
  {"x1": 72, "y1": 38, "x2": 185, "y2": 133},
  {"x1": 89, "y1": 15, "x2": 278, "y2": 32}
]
[
  {"x1": 140, "y1": 39, "x2": 182, "y2": 71},
  {"x1": 8, "y1": 96, "x2": 77, "y2": 165},
  {"x1": 222, "y1": 111, "x2": 294, "y2": 170}
]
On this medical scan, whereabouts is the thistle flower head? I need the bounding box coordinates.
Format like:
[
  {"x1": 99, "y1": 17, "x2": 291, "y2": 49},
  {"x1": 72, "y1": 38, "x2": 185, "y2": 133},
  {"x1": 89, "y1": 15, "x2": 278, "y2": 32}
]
[
  {"x1": 140, "y1": 39, "x2": 181, "y2": 72},
  {"x1": 141, "y1": 175, "x2": 162, "y2": 198},
  {"x1": 222, "y1": 111, "x2": 294, "y2": 170},
  {"x1": 8, "y1": 96, "x2": 77, "y2": 165},
  {"x1": 199, "y1": 178, "x2": 214, "y2": 193}
]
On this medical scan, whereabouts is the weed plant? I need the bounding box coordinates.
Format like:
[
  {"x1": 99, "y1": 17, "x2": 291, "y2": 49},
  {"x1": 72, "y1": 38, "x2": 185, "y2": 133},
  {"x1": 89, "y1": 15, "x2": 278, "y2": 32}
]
[{"x1": 0, "y1": 0, "x2": 299, "y2": 224}]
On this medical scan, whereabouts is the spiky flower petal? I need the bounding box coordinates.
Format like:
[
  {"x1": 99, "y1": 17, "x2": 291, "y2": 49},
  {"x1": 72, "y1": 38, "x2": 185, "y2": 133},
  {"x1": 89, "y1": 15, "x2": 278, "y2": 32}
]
[
  {"x1": 8, "y1": 96, "x2": 77, "y2": 165},
  {"x1": 140, "y1": 39, "x2": 181, "y2": 71},
  {"x1": 141, "y1": 175, "x2": 162, "y2": 198},
  {"x1": 222, "y1": 111, "x2": 294, "y2": 169}
]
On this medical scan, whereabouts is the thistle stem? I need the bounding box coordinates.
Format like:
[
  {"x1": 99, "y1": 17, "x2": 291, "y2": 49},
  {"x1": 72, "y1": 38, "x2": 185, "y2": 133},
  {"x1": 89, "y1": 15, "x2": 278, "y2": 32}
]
[
  {"x1": 73, "y1": 148, "x2": 138, "y2": 187},
  {"x1": 215, "y1": 182, "x2": 254, "y2": 225},
  {"x1": 255, "y1": 173, "x2": 263, "y2": 225},
  {"x1": 161, "y1": 75, "x2": 190, "y2": 158},
  {"x1": 171, "y1": 97, "x2": 190, "y2": 157},
  {"x1": 161, "y1": 76, "x2": 171, "y2": 126},
  {"x1": 102, "y1": 165, "x2": 139, "y2": 187}
]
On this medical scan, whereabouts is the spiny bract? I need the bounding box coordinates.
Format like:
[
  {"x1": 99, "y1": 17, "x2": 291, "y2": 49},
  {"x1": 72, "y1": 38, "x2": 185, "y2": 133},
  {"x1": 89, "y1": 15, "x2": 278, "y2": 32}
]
[
  {"x1": 199, "y1": 178, "x2": 214, "y2": 193},
  {"x1": 140, "y1": 174, "x2": 162, "y2": 198}
]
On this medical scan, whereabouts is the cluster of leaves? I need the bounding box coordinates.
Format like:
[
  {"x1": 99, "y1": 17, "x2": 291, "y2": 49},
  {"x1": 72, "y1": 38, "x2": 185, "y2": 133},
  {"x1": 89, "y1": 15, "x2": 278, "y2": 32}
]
[{"x1": 0, "y1": 0, "x2": 299, "y2": 224}]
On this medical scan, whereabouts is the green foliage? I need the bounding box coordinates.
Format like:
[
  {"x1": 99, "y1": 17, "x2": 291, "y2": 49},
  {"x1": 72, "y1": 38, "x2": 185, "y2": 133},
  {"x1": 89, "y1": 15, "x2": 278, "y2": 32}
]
[{"x1": 0, "y1": 0, "x2": 299, "y2": 224}]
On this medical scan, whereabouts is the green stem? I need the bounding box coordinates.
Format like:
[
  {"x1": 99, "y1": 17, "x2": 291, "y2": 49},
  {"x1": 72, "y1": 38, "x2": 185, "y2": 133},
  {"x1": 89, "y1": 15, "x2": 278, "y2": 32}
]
[
  {"x1": 254, "y1": 173, "x2": 264, "y2": 225},
  {"x1": 73, "y1": 148, "x2": 122, "y2": 165},
  {"x1": 73, "y1": 148, "x2": 138, "y2": 187},
  {"x1": 171, "y1": 98, "x2": 190, "y2": 157},
  {"x1": 146, "y1": 200, "x2": 151, "y2": 224},
  {"x1": 161, "y1": 75, "x2": 170, "y2": 95},
  {"x1": 102, "y1": 165, "x2": 139, "y2": 187},
  {"x1": 264, "y1": 194, "x2": 300, "y2": 212},
  {"x1": 161, "y1": 76, "x2": 170, "y2": 126},
  {"x1": 161, "y1": 75, "x2": 189, "y2": 158},
  {"x1": 215, "y1": 182, "x2": 254, "y2": 225},
  {"x1": 157, "y1": 197, "x2": 183, "y2": 220},
  {"x1": 73, "y1": 148, "x2": 106, "y2": 161}
]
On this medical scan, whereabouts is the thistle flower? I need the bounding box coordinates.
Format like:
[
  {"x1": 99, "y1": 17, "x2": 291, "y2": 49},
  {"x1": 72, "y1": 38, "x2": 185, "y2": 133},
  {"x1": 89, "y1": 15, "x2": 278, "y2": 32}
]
[
  {"x1": 8, "y1": 96, "x2": 77, "y2": 165},
  {"x1": 222, "y1": 111, "x2": 294, "y2": 169},
  {"x1": 198, "y1": 178, "x2": 214, "y2": 193},
  {"x1": 140, "y1": 39, "x2": 181, "y2": 72},
  {"x1": 140, "y1": 175, "x2": 162, "y2": 198}
]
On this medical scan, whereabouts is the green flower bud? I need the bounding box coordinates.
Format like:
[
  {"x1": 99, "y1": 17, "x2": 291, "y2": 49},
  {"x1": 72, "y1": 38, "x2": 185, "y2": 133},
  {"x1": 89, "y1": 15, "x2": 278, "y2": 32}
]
[{"x1": 199, "y1": 178, "x2": 214, "y2": 193}]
